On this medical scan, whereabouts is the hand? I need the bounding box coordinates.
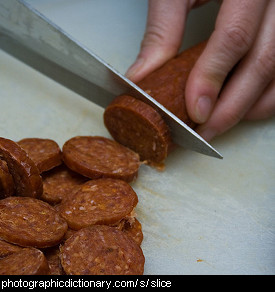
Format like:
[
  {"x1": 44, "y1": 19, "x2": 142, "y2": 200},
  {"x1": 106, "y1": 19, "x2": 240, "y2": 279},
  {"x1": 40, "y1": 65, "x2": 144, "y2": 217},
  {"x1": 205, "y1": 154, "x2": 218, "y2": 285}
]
[{"x1": 125, "y1": 0, "x2": 275, "y2": 141}]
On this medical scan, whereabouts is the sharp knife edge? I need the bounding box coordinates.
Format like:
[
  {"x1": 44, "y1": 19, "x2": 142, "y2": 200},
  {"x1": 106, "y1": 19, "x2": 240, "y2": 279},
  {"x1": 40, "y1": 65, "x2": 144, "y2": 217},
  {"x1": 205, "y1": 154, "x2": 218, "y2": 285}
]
[{"x1": 0, "y1": 0, "x2": 223, "y2": 159}]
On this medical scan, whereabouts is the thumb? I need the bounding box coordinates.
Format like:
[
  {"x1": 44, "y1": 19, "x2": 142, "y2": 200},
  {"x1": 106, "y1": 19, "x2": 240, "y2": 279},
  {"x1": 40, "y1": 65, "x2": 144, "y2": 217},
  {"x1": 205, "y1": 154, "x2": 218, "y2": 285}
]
[{"x1": 125, "y1": 0, "x2": 188, "y2": 83}]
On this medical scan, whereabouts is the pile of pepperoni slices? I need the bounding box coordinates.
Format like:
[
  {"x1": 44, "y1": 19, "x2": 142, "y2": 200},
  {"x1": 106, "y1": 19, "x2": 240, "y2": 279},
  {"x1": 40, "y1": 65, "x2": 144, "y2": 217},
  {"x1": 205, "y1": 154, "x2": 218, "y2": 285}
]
[{"x1": 0, "y1": 136, "x2": 145, "y2": 275}]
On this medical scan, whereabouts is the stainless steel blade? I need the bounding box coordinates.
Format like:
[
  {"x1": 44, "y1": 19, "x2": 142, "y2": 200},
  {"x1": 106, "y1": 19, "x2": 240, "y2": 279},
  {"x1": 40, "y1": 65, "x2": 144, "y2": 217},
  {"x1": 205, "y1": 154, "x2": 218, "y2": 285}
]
[{"x1": 0, "y1": 0, "x2": 222, "y2": 159}]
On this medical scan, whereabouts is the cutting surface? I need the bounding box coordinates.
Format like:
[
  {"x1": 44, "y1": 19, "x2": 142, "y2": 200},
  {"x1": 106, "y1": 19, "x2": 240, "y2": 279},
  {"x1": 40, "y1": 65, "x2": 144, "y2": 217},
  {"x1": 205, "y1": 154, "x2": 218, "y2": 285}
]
[{"x1": 0, "y1": 0, "x2": 274, "y2": 274}]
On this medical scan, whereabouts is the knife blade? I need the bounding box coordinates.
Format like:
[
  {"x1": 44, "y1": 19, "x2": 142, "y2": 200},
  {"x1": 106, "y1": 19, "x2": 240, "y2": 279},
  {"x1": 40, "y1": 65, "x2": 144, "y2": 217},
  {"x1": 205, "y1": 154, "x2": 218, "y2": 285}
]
[{"x1": 0, "y1": 0, "x2": 222, "y2": 159}]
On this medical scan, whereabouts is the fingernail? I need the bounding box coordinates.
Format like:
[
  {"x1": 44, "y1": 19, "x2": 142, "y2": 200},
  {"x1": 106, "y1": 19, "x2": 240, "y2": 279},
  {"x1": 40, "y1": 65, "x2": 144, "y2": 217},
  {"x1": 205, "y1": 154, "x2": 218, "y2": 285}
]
[
  {"x1": 125, "y1": 58, "x2": 144, "y2": 80},
  {"x1": 195, "y1": 96, "x2": 212, "y2": 123}
]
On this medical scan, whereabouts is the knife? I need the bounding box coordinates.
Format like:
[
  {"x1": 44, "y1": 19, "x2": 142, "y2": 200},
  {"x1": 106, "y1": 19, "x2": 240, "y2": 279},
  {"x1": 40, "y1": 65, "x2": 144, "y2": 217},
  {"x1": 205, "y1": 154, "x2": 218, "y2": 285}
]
[{"x1": 0, "y1": 0, "x2": 222, "y2": 159}]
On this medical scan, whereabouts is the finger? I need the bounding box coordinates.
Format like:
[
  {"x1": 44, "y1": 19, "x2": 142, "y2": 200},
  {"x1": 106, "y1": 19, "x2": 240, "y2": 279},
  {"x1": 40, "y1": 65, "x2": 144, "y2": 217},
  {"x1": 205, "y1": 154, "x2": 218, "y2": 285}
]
[
  {"x1": 125, "y1": 0, "x2": 189, "y2": 83},
  {"x1": 185, "y1": 0, "x2": 268, "y2": 124},
  {"x1": 244, "y1": 80, "x2": 275, "y2": 120},
  {"x1": 196, "y1": 0, "x2": 275, "y2": 141}
]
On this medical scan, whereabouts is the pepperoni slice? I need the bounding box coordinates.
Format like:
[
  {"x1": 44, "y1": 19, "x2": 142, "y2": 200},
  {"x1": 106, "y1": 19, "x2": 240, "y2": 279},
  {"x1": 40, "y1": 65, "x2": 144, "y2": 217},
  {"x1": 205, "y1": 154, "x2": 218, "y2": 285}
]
[
  {"x1": 18, "y1": 138, "x2": 62, "y2": 173},
  {"x1": 62, "y1": 136, "x2": 140, "y2": 182},
  {"x1": 60, "y1": 225, "x2": 145, "y2": 275},
  {"x1": 59, "y1": 178, "x2": 138, "y2": 230},
  {"x1": 0, "y1": 248, "x2": 49, "y2": 275},
  {"x1": 0, "y1": 196, "x2": 68, "y2": 248},
  {"x1": 0, "y1": 159, "x2": 14, "y2": 198},
  {"x1": 41, "y1": 164, "x2": 88, "y2": 205},
  {"x1": 0, "y1": 137, "x2": 43, "y2": 198},
  {"x1": 104, "y1": 95, "x2": 172, "y2": 165},
  {"x1": 0, "y1": 239, "x2": 23, "y2": 258}
]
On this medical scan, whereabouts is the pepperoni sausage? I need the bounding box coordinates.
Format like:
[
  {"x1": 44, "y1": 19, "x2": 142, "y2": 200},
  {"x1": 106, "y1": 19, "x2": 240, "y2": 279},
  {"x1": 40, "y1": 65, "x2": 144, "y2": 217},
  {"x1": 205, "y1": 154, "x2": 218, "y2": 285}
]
[
  {"x1": 17, "y1": 138, "x2": 62, "y2": 173},
  {"x1": 60, "y1": 225, "x2": 145, "y2": 275},
  {"x1": 41, "y1": 164, "x2": 88, "y2": 205},
  {"x1": 59, "y1": 178, "x2": 138, "y2": 230},
  {"x1": 0, "y1": 247, "x2": 49, "y2": 275},
  {"x1": 0, "y1": 159, "x2": 14, "y2": 198},
  {"x1": 0, "y1": 137, "x2": 43, "y2": 198},
  {"x1": 104, "y1": 41, "x2": 207, "y2": 164},
  {"x1": 62, "y1": 136, "x2": 140, "y2": 182},
  {"x1": 137, "y1": 41, "x2": 207, "y2": 126},
  {"x1": 0, "y1": 196, "x2": 68, "y2": 248}
]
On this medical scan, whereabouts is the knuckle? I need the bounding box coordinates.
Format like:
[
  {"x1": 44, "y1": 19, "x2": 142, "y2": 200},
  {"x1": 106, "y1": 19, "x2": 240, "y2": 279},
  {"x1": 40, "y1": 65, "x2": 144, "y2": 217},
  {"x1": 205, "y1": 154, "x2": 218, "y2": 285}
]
[
  {"x1": 221, "y1": 23, "x2": 252, "y2": 54},
  {"x1": 221, "y1": 108, "x2": 243, "y2": 128},
  {"x1": 141, "y1": 24, "x2": 179, "y2": 54},
  {"x1": 143, "y1": 27, "x2": 164, "y2": 46},
  {"x1": 254, "y1": 45, "x2": 275, "y2": 82},
  {"x1": 142, "y1": 23, "x2": 169, "y2": 47}
]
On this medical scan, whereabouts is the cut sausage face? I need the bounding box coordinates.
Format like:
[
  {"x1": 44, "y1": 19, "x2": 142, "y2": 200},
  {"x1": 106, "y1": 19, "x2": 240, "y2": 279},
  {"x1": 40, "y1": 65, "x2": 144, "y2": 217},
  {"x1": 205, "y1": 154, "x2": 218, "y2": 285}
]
[
  {"x1": 0, "y1": 196, "x2": 68, "y2": 248},
  {"x1": 17, "y1": 138, "x2": 62, "y2": 173},
  {"x1": 41, "y1": 164, "x2": 88, "y2": 205},
  {"x1": 59, "y1": 178, "x2": 138, "y2": 230},
  {"x1": 0, "y1": 247, "x2": 49, "y2": 275},
  {"x1": 0, "y1": 239, "x2": 23, "y2": 258},
  {"x1": 60, "y1": 225, "x2": 145, "y2": 275},
  {"x1": 104, "y1": 95, "x2": 172, "y2": 165},
  {"x1": 62, "y1": 136, "x2": 140, "y2": 182}
]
